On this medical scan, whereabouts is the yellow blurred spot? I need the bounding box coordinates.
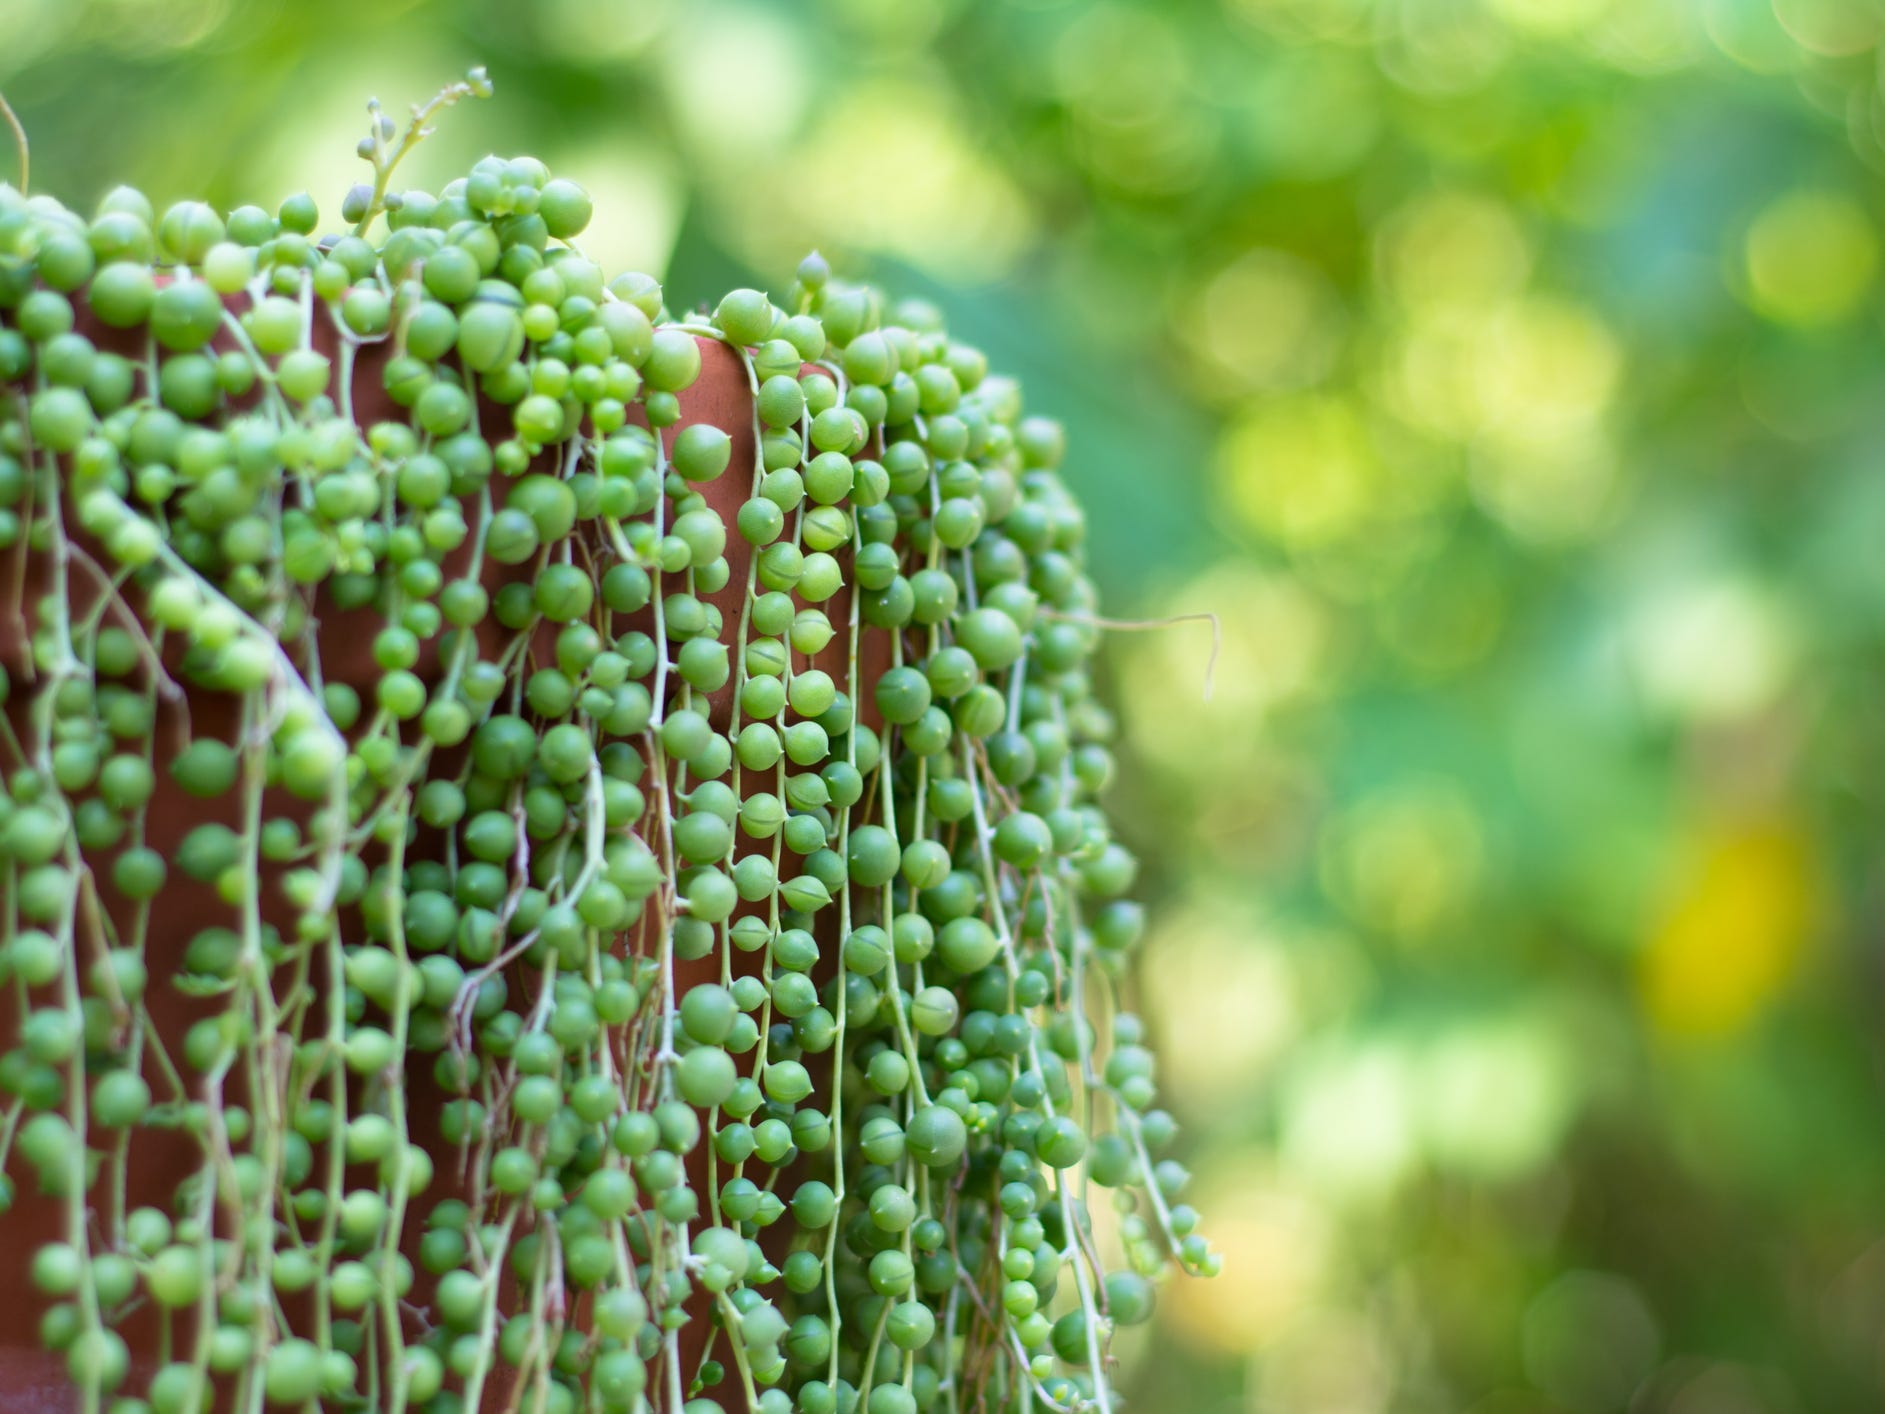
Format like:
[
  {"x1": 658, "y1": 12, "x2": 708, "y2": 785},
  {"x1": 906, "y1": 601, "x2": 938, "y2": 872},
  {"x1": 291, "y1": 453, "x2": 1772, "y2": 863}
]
[
  {"x1": 1218, "y1": 394, "x2": 1382, "y2": 548},
  {"x1": 1178, "y1": 248, "x2": 1344, "y2": 400},
  {"x1": 1377, "y1": 191, "x2": 1532, "y2": 312},
  {"x1": 1281, "y1": 1009, "x2": 1581, "y2": 1204},
  {"x1": 1142, "y1": 908, "x2": 1299, "y2": 1106},
  {"x1": 1472, "y1": 295, "x2": 1622, "y2": 439},
  {"x1": 1386, "y1": 294, "x2": 1622, "y2": 529},
  {"x1": 1641, "y1": 821, "x2": 1816, "y2": 1037},
  {"x1": 1743, "y1": 189, "x2": 1878, "y2": 326},
  {"x1": 1320, "y1": 778, "x2": 1484, "y2": 939},
  {"x1": 1166, "y1": 1159, "x2": 1332, "y2": 1355},
  {"x1": 1377, "y1": 310, "x2": 1490, "y2": 440}
]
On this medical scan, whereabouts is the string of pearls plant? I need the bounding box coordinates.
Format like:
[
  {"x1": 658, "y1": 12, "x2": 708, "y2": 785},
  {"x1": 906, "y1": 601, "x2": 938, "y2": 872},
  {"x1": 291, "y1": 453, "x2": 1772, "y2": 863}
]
[{"x1": 0, "y1": 72, "x2": 1216, "y2": 1414}]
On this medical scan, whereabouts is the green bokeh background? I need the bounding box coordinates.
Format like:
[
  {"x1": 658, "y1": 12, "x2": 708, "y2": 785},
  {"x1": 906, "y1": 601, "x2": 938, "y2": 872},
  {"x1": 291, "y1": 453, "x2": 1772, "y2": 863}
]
[{"x1": 10, "y1": 0, "x2": 1885, "y2": 1409}]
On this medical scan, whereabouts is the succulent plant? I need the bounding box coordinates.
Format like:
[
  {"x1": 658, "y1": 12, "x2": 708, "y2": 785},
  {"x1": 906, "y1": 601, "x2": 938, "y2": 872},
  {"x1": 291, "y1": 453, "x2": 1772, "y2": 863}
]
[{"x1": 0, "y1": 71, "x2": 1213, "y2": 1414}]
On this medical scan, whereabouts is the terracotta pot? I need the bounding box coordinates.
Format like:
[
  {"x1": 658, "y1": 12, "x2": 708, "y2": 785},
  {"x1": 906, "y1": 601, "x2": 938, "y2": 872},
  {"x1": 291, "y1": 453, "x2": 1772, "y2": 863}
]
[{"x1": 1, "y1": 300, "x2": 890, "y2": 1410}]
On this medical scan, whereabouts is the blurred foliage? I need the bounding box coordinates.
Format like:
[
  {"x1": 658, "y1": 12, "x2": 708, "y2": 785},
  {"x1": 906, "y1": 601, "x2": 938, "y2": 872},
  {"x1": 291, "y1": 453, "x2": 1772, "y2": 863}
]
[{"x1": 11, "y1": 0, "x2": 1885, "y2": 1409}]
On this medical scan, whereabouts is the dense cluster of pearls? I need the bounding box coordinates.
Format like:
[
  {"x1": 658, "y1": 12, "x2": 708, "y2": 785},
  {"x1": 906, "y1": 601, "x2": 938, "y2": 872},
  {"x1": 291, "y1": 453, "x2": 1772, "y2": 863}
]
[{"x1": 0, "y1": 74, "x2": 1213, "y2": 1414}]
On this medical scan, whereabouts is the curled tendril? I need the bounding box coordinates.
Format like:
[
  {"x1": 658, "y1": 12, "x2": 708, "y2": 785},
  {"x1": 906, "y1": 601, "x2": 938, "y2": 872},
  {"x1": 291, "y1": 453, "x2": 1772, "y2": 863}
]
[{"x1": 347, "y1": 65, "x2": 492, "y2": 237}]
